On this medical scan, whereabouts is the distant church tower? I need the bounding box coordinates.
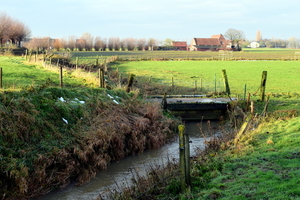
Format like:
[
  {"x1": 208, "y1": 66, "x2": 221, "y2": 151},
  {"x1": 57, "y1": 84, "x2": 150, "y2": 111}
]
[{"x1": 256, "y1": 30, "x2": 262, "y2": 41}]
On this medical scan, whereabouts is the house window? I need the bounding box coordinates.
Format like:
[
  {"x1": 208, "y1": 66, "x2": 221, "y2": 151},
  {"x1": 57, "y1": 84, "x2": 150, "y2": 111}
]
[{"x1": 220, "y1": 41, "x2": 223, "y2": 45}]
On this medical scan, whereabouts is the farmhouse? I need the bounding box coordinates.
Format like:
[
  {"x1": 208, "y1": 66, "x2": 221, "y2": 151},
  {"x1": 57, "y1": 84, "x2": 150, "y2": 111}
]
[
  {"x1": 171, "y1": 41, "x2": 188, "y2": 51},
  {"x1": 190, "y1": 34, "x2": 230, "y2": 51},
  {"x1": 249, "y1": 41, "x2": 260, "y2": 48}
]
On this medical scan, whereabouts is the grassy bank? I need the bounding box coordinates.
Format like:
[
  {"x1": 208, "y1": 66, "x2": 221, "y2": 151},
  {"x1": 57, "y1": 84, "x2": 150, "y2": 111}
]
[
  {"x1": 175, "y1": 115, "x2": 300, "y2": 199},
  {"x1": 0, "y1": 56, "x2": 179, "y2": 199},
  {"x1": 108, "y1": 102, "x2": 300, "y2": 199}
]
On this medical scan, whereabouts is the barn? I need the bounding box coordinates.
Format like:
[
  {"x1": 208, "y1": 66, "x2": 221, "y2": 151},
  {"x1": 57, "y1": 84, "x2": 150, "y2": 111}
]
[{"x1": 190, "y1": 34, "x2": 230, "y2": 51}]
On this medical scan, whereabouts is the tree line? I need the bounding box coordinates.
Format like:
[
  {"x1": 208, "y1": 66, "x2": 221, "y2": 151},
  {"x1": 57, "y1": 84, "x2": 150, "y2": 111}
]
[
  {"x1": 23, "y1": 33, "x2": 160, "y2": 51},
  {"x1": 0, "y1": 12, "x2": 31, "y2": 48}
]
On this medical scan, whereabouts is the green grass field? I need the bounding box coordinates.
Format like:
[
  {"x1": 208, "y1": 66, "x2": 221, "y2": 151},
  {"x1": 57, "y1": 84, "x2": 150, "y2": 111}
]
[
  {"x1": 112, "y1": 60, "x2": 300, "y2": 96},
  {"x1": 0, "y1": 56, "x2": 88, "y2": 90},
  {"x1": 70, "y1": 48, "x2": 300, "y2": 62}
]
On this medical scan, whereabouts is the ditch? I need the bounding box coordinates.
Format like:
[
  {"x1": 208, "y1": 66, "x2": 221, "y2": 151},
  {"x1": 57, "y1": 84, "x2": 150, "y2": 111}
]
[{"x1": 36, "y1": 120, "x2": 220, "y2": 200}]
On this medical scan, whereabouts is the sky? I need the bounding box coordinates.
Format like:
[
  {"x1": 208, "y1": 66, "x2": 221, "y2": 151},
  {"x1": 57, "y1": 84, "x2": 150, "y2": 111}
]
[{"x1": 1, "y1": 0, "x2": 300, "y2": 42}]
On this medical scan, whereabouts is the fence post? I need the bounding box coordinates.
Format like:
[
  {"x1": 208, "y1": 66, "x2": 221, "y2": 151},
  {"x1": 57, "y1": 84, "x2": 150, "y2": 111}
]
[
  {"x1": 185, "y1": 131, "x2": 191, "y2": 186},
  {"x1": 0, "y1": 68, "x2": 2, "y2": 89},
  {"x1": 260, "y1": 71, "x2": 267, "y2": 101},
  {"x1": 243, "y1": 84, "x2": 247, "y2": 100},
  {"x1": 59, "y1": 66, "x2": 63, "y2": 87},
  {"x1": 172, "y1": 77, "x2": 174, "y2": 91},
  {"x1": 194, "y1": 80, "x2": 197, "y2": 91},
  {"x1": 126, "y1": 74, "x2": 135, "y2": 93},
  {"x1": 178, "y1": 125, "x2": 186, "y2": 191},
  {"x1": 222, "y1": 69, "x2": 230, "y2": 95},
  {"x1": 75, "y1": 57, "x2": 78, "y2": 70},
  {"x1": 246, "y1": 93, "x2": 251, "y2": 111},
  {"x1": 200, "y1": 78, "x2": 203, "y2": 92},
  {"x1": 214, "y1": 73, "x2": 217, "y2": 94},
  {"x1": 99, "y1": 68, "x2": 105, "y2": 88}
]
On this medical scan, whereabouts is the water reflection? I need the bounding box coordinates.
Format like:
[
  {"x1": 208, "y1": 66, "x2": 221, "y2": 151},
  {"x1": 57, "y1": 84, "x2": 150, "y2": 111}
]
[{"x1": 37, "y1": 120, "x2": 219, "y2": 200}]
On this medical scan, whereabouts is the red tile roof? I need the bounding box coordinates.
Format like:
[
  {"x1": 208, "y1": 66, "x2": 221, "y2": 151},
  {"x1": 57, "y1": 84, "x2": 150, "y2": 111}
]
[
  {"x1": 194, "y1": 38, "x2": 220, "y2": 46},
  {"x1": 172, "y1": 41, "x2": 187, "y2": 47}
]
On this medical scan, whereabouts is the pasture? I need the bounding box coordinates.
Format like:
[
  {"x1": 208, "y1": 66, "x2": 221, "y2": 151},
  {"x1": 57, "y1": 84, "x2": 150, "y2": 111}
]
[
  {"x1": 111, "y1": 60, "x2": 300, "y2": 97},
  {"x1": 0, "y1": 56, "x2": 89, "y2": 90},
  {"x1": 70, "y1": 48, "x2": 300, "y2": 62}
]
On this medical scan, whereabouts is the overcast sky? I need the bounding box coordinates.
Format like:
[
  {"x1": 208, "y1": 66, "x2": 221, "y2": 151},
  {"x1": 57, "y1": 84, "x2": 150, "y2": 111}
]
[{"x1": 2, "y1": 0, "x2": 300, "y2": 42}]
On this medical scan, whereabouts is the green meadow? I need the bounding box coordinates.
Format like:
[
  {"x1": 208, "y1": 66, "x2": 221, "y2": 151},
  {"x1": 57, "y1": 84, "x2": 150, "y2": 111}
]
[
  {"x1": 71, "y1": 48, "x2": 300, "y2": 61},
  {"x1": 113, "y1": 60, "x2": 300, "y2": 96},
  {"x1": 0, "y1": 56, "x2": 88, "y2": 89}
]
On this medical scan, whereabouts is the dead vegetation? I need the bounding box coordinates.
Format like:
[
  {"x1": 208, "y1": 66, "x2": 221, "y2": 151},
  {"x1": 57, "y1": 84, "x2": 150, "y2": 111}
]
[{"x1": 0, "y1": 87, "x2": 179, "y2": 199}]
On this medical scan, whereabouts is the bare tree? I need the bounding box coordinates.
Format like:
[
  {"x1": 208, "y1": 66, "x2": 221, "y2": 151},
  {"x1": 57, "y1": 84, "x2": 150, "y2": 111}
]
[
  {"x1": 0, "y1": 12, "x2": 12, "y2": 47},
  {"x1": 0, "y1": 12, "x2": 31, "y2": 48},
  {"x1": 7, "y1": 20, "x2": 31, "y2": 47},
  {"x1": 94, "y1": 36, "x2": 105, "y2": 51},
  {"x1": 51, "y1": 39, "x2": 60, "y2": 50},
  {"x1": 80, "y1": 32, "x2": 94, "y2": 50},
  {"x1": 137, "y1": 38, "x2": 146, "y2": 51},
  {"x1": 224, "y1": 28, "x2": 245, "y2": 51},
  {"x1": 66, "y1": 35, "x2": 77, "y2": 50},
  {"x1": 23, "y1": 37, "x2": 51, "y2": 51},
  {"x1": 147, "y1": 38, "x2": 157, "y2": 50},
  {"x1": 288, "y1": 37, "x2": 299, "y2": 49}
]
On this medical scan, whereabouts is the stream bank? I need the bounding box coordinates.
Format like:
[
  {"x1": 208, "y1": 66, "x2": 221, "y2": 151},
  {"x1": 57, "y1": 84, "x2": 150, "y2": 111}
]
[{"x1": 0, "y1": 87, "x2": 178, "y2": 199}]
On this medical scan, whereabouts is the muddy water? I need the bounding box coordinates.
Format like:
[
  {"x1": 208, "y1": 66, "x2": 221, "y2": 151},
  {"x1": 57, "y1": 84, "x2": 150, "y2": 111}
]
[{"x1": 37, "y1": 120, "x2": 219, "y2": 200}]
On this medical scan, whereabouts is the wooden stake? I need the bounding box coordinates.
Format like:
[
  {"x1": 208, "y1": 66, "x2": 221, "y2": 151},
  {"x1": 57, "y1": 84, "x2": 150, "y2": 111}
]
[
  {"x1": 250, "y1": 101, "x2": 254, "y2": 115},
  {"x1": 75, "y1": 57, "x2": 78, "y2": 70},
  {"x1": 59, "y1": 66, "x2": 63, "y2": 87},
  {"x1": 0, "y1": 68, "x2": 2, "y2": 88},
  {"x1": 243, "y1": 84, "x2": 247, "y2": 100},
  {"x1": 178, "y1": 125, "x2": 186, "y2": 191},
  {"x1": 260, "y1": 71, "x2": 267, "y2": 101},
  {"x1": 246, "y1": 93, "x2": 251, "y2": 111},
  {"x1": 222, "y1": 69, "x2": 231, "y2": 95},
  {"x1": 184, "y1": 131, "x2": 191, "y2": 186},
  {"x1": 234, "y1": 114, "x2": 252, "y2": 145},
  {"x1": 99, "y1": 68, "x2": 105, "y2": 88}
]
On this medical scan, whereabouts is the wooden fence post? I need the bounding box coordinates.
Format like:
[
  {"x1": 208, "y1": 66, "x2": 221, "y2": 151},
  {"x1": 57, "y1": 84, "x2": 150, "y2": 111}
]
[
  {"x1": 246, "y1": 93, "x2": 251, "y2": 111},
  {"x1": 250, "y1": 101, "x2": 254, "y2": 115},
  {"x1": 260, "y1": 71, "x2": 267, "y2": 101},
  {"x1": 243, "y1": 84, "x2": 247, "y2": 100},
  {"x1": 194, "y1": 80, "x2": 197, "y2": 91},
  {"x1": 200, "y1": 78, "x2": 203, "y2": 92},
  {"x1": 178, "y1": 125, "x2": 186, "y2": 191},
  {"x1": 162, "y1": 93, "x2": 167, "y2": 110},
  {"x1": 214, "y1": 73, "x2": 217, "y2": 94},
  {"x1": 59, "y1": 66, "x2": 63, "y2": 87},
  {"x1": 0, "y1": 68, "x2": 2, "y2": 89},
  {"x1": 172, "y1": 77, "x2": 174, "y2": 91},
  {"x1": 75, "y1": 57, "x2": 78, "y2": 70},
  {"x1": 222, "y1": 69, "x2": 231, "y2": 95},
  {"x1": 234, "y1": 115, "x2": 252, "y2": 145},
  {"x1": 99, "y1": 68, "x2": 105, "y2": 88},
  {"x1": 29, "y1": 50, "x2": 32, "y2": 62},
  {"x1": 184, "y1": 131, "x2": 191, "y2": 186}
]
